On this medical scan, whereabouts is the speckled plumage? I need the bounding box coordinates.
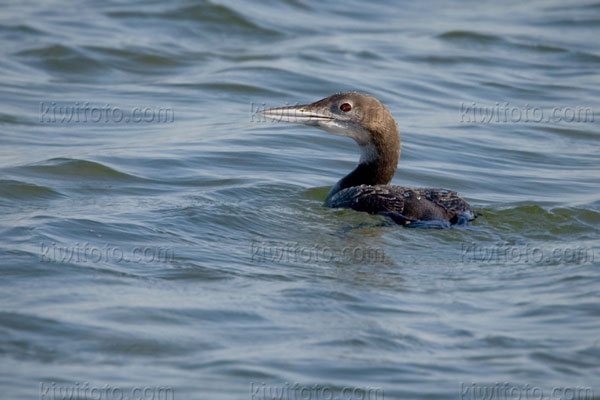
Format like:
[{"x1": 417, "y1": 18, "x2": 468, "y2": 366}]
[{"x1": 325, "y1": 185, "x2": 473, "y2": 226}]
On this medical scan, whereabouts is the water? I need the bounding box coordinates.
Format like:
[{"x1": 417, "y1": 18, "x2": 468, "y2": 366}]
[{"x1": 1, "y1": 1, "x2": 599, "y2": 399}]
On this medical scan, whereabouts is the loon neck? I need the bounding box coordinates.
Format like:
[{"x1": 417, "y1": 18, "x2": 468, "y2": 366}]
[{"x1": 326, "y1": 137, "x2": 400, "y2": 201}]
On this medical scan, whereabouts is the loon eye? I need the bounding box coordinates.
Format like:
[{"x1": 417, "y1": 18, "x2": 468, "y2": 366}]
[{"x1": 340, "y1": 103, "x2": 352, "y2": 112}]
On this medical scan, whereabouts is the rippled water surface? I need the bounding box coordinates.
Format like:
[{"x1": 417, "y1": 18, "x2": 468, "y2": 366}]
[{"x1": 1, "y1": 1, "x2": 599, "y2": 399}]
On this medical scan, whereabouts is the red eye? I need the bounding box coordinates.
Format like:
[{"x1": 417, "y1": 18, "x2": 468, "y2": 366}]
[{"x1": 340, "y1": 103, "x2": 352, "y2": 112}]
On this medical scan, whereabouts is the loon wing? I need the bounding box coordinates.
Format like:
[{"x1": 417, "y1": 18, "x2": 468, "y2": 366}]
[{"x1": 325, "y1": 184, "x2": 474, "y2": 225}]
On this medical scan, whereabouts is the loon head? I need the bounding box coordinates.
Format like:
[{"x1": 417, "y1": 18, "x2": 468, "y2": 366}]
[{"x1": 261, "y1": 92, "x2": 400, "y2": 184}]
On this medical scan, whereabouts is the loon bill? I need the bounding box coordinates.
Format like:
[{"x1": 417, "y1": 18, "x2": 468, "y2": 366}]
[{"x1": 261, "y1": 92, "x2": 474, "y2": 227}]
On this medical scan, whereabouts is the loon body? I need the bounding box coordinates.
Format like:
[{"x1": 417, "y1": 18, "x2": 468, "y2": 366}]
[{"x1": 261, "y1": 93, "x2": 473, "y2": 227}]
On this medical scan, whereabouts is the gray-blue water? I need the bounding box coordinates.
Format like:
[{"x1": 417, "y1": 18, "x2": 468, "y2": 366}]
[{"x1": 1, "y1": 1, "x2": 599, "y2": 399}]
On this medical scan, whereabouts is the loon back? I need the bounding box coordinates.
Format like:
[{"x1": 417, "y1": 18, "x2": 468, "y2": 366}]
[
  {"x1": 261, "y1": 92, "x2": 474, "y2": 226},
  {"x1": 326, "y1": 185, "x2": 473, "y2": 227}
]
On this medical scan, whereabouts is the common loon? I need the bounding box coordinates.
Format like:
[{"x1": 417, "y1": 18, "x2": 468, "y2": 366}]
[{"x1": 261, "y1": 92, "x2": 474, "y2": 227}]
